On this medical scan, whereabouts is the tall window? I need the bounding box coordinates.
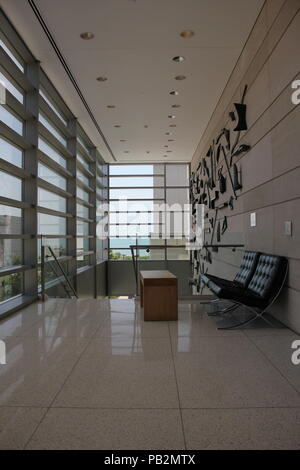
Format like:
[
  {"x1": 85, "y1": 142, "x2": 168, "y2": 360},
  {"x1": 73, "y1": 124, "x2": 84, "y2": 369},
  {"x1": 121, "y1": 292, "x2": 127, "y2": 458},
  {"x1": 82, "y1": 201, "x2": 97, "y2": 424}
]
[
  {"x1": 109, "y1": 164, "x2": 190, "y2": 260},
  {"x1": 0, "y1": 11, "x2": 108, "y2": 314}
]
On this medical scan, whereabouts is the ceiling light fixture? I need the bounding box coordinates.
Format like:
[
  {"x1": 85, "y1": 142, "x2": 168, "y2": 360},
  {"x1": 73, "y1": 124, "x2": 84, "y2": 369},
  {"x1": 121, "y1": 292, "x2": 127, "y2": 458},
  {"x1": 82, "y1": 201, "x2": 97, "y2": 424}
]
[
  {"x1": 107, "y1": 105, "x2": 115, "y2": 108},
  {"x1": 114, "y1": 125, "x2": 121, "y2": 128},
  {"x1": 80, "y1": 32, "x2": 94, "y2": 40},
  {"x1": 164, "y1": 145, "x2": 169, "y2": 148},
  {"x1": 124, "y1": 150, "x2": 130, "y2": 153},
  {"x1": 172, "y1": 104, "x2": 181, "y2": 108},
  {"x1": 168, "y1": 115, "x2": 176, "y2": 119},
  {"x1": 144, "y1": 125, "x2": 149, "y2": 128},
  {"x1": 165, "y1": 132, "x2": 172, "y2": 135},
  {"x1": 166, "y1": 150, "x2": 172, "y2": 153},
  {"x1": 170, "y1": 91, "x2": 179, "y2": 96},
  {"x1": 169, "y1": 124, "x2": 176, "y2": 128},
  {"x1": 172, "y1": 56, "x2": 185, "y2": 63},
  {"x1": 168, "y1": 139, "x2": 174, "y2": 142},
  {"x1": 175, "y1": 75, "x2": 186, "y2": 81},
  {"x1": 120, "y1": 139, "x2": 126, "y2": 142},
  {"x1": 97, "y1": 76, "x2": 108, "y2": 82},
  {"x1": 180, "y1": 30, "x2": 194, "y2": 39},
  {"x1": 146, "y1": 151, "x2": 150, "y2": 154}
]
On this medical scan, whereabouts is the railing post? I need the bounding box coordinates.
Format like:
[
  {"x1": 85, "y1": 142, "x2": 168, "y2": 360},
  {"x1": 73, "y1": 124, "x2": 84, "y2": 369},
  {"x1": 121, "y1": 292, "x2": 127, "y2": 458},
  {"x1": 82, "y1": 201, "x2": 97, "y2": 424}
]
[{"x1": 41, "y1": 243, "x2": 45, "y2": 302}]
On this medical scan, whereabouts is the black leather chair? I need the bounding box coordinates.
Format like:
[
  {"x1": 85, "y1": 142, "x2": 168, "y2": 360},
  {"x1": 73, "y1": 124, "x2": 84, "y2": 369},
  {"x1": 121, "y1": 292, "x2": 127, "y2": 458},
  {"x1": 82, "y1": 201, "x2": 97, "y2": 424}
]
[
  {"x1": 205, "y1": 253, "x2": 288, "y2": 330},
  {"x1": 201, "y1": 251, "x2": 260, "y2": 314}
]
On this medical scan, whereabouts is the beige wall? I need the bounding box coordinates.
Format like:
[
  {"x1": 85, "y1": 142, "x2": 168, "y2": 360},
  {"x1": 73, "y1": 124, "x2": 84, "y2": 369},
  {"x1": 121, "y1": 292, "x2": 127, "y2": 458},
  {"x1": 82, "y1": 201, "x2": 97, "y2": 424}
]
[{"x1": 191, "y1": 0, "x2": 300, "y2": 333}]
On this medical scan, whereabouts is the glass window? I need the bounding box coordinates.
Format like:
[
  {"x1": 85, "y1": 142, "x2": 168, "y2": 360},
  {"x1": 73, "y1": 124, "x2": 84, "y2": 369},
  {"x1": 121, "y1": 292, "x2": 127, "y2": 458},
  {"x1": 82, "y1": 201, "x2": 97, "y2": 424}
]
[
  {"x1": 77, "y1": 136, "x2": 90, "y2": 155},
  {"x1": 110, "y1": 176, "x2": 164, "y2": 187},
  {"x1": 39, "y1": 113, "x2": 67, "y2": 147},
  {"x1": 0, "y1": 69, "x2": 24, "y2": 103},
  {"x1": 77, "y1": 237, "x2": 90, "y2": 253},
  {"x1": 0, "y1": 272, "x2": 23, "y2": 303},
  {"x1": 110, "y1": 188, "x2": 164, "y2": 200},
  {"x1": 77, "y1": 203, "x2": 89, "y2": 219},
  {"x1": 0, "y1": 171, "x2": 22, "y2": 200},
  {"x1": 0, "y1": 239, "x2": 23, "y2": 267},
  {"x1": 166, "y1": 188, "x2": 189, "y2": 207},
  {"x1": 0, "y1": 205, "x2": 22, "y2": 234},
  {"x1": 77, "y1": 186, "x2": 89, "y2": 203},
  {"x1": 0, "y1": 136, "x2": 23, "y2": 167},
  {"x1": 0, "y1": 37, "x2": 24, "y2": 72},
  {"x1": 38, "y1": 137, "x2": 67, "y2": 168},
  {"x1": 77, "y1": 169, "x2": 90, "y2": 187},
  {"x1": 77, "y1": 153, "x2": 90, "y2": 170},
  {"x1": 38, "y1": 188, "x2": 66, "y2": 212},
  {"x1": 38, "y1": 238, "x2": 67, "y2": 260},
  {"x1": 77, "y1": 254, "x2": 90, "y2": 269},
  {"x1": 166, "y1": 164, "x2": 189, "y2": 186},
  {"x1": 0, "y1": 106, "x2": 23, "y2": 134},
  {"x1": 39, "y1": 87, "x2": 67, "y2": 126},
  {"x1": 38, "y1": 163, "x2": 67, "y2": 190},
  {"x1": 77, "y1": 220, "x2": 89, "y2": 236},
  {"x1": 38, "y1": 213, "x2": 66, "y2": 235},
  {"x1": 110, "y1": 165, "x2": 163, "y2": 176}
]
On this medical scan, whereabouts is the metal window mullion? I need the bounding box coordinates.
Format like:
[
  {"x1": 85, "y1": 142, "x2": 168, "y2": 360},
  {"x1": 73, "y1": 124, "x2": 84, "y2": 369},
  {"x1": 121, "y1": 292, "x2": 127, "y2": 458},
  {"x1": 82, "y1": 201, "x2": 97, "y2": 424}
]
[
  {"x1": 0, "y1": 157, "x2": 31, "y2": 179},
  {"x1": 36, "y1": 206, "x2": 73, "y2": 218},
  {"x1": 37, "y1": 149, "x2": 73, "y2": 178},
  {"x1": 38, "y1": 122, "x2": 72, "y2": 159},
  {"x1": 76, "y1": 141, "x2": 94, "y2": 163},
  {"x1": 4, "y1": 89, "x2": 33, "y2": 120},
  {"x1": 0, "y1": 48, "x2": 33, "y2": 92},
  {"x1": 66, "y1": 118, "x2": 77, "y2": 283},
  {"x1": 40, "y1": 71, "x2": 73, "y2": 121},
  {"x1": 77, "y1": 160, "x2": 94, "y2": 178},
  {"x1": 0, "y1": 196, "x2": 31, "y2": 209},
  {"x1": 23, "y1": 61, "x2": 40, "y2": 298},
  {"x1": 0, "y1": 121, "x2": 32, "y2": 149},
  {"x1": 89, "y1": 147, "x2": 97, "y2": 294},
  {"x1": 37, "y1": 178, "x2": 73, "y2": 198},
  {"x1": 39, "y1": 96, "x2": 72, "y2": 139},
  {"x1": 76, "y1": 178, "x2": 93, "y2": 193}
]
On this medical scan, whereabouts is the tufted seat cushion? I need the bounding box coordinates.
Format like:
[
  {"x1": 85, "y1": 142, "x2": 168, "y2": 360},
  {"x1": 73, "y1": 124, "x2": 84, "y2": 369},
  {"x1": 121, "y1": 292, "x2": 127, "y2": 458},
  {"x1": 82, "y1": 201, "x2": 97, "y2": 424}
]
[
  {"x1": 203, "y1": 252, "x2": 288, "y2": 310},
  {"x1": 247, "y1": 254, "x2": 288, "y2": 300},
  {"x1": 201, "y1": 251, "x2": 260, "y2": 290}
]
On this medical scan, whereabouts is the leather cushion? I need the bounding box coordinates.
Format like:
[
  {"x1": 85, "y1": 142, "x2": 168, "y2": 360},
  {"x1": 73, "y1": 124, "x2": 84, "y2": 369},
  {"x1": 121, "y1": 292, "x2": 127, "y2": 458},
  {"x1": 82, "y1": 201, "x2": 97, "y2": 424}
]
[
  {"x1": 247, "y1": 254, "x2": 288, "y2": 300},
  {"x1": 233, "y1": 251, "x2": 260, "y2": 287}
]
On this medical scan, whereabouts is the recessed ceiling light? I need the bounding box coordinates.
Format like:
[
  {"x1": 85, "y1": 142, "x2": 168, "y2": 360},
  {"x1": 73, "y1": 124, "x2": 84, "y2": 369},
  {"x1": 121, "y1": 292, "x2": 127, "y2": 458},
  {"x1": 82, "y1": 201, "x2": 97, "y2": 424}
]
[
  {"x1": 107, "y1": 105, "x2": 115, "y2": 108},
  {"x1": 164, "y1": 145, "x2": 169, "y2": 148},
  {"x1": 165, "y1": 132, "x2": 172, "y2": 136},
  {"x1": 175, "y1": 75, "x2": 186, "y2": 81},
  {"x1": 168, "y1": 115, "x2": 176, "y2": 119},
  {"x1": 146, "y1": 151, "x2": 150, "y2": 154},
  {"x1": 97, "y1": 76, "x2": 108, "y2": 82},
  {"x1": 172, "y1": 56, "x2": 186, "y2": 63},
  {"x1": 169, "y1": 124, "x2": 176, "y2": 128},
  {"x1": 170, "y1": 91, "x2": 179, "y2": 96},
  {"x1": 168, "y1": 139, "x2": 174, "y2": 142},
  {"x1": 120, "y1": 139, "x2": 126, "y2": 142},
  {"x1": 166, "y1": 150, "x2": 172, "y2": 153},
  {"x1": 180, "y1": 30, "x2": 194, "y2": 39},
  {"x1": 114, "y1": 125, "x2": 121, "y2": 128},
  {"x1": 172, "y1": 104, "x2": 181, "y2": 108},
  {"x1": 80, "y1": 32, "x2": 94, "y2": 40}
]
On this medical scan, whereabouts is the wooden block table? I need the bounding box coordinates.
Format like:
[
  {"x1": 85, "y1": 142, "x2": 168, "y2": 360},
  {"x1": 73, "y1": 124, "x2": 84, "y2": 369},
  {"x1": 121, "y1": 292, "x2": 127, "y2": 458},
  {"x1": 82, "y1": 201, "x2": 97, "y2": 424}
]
[{"x1": 140, "y1": 270, "x2": 178, "y2": 321}]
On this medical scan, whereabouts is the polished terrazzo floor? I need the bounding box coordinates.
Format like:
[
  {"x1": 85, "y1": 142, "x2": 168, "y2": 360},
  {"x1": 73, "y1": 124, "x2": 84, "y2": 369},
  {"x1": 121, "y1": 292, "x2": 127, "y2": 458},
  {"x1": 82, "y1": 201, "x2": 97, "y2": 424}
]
[{"x1": 0, "y1": 298, "x2": 299, "y2": 450}]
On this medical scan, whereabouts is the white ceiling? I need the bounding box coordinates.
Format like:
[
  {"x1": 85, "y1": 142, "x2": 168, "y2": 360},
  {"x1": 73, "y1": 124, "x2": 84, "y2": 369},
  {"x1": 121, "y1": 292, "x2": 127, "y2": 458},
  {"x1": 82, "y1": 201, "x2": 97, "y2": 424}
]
[{"x1": 0, "y1": 0, "x2": 264, "y2": 163}]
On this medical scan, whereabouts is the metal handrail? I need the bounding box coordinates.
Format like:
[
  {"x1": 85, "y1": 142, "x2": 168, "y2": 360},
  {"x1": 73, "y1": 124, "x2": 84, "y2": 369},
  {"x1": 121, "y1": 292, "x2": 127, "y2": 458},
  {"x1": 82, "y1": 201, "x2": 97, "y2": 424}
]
[{"x1": 41, "y1": 245, "x2": 78, "y2": 300}]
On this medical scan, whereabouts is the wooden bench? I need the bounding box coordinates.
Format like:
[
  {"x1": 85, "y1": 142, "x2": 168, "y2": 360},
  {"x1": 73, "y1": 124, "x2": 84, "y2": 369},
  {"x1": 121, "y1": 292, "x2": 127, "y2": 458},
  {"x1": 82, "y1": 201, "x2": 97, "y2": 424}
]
[{"x1": 140, "y1": 270, "x2": 178, "y2": 321}]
